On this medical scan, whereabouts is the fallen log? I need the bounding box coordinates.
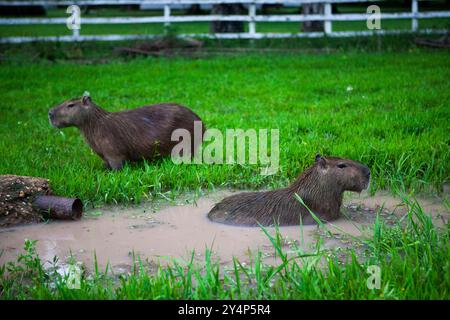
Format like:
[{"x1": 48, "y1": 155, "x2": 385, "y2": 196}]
[
  {"x1": 33, "y1": 196, "x2": 83, "y2": 220},
  {"x1": 0, "y1": 175, "x2": 83, "y2": 228},
  {"x1": 114, "y1": 46, "x2": 165, "y2": 57},
  {"x1": 114, "y1": 37, "x2": 203, "y2": 58},
  {"x1": 414, "y1": 35, "x2": 450, "y2": 49}
]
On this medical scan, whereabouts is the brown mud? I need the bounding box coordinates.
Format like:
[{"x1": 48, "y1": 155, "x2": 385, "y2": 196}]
[{"x1": 0, "y1": 190, "x2": 447, "y2": 274}]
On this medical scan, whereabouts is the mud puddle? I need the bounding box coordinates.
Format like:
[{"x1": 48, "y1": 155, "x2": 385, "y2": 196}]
[{"x1": 0, "y1": 190, "x2": 448, "y2": 274}]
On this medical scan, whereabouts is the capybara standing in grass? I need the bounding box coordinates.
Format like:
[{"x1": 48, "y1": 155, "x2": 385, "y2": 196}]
[
  {"x1": 49, "y1": 94, "x2": 204, "y2": 170},
  {"x1": 208, "y1": 155, "x2": 370, "y2": 226}
]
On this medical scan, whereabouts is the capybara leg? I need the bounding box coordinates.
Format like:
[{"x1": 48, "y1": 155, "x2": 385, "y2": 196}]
[
  {"x1": 103, "y1": 161, "x2": 111, "y2": 170},
  {"x1": 100, "y1": 157, "x2": 111, "y2": 170},
  {"x1": 107, "y1": 158, "x2": 125, "y2": 170}
]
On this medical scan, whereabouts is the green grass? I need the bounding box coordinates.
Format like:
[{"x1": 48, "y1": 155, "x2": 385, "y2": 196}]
[
  {"x1": 0, "y1": 47, "x2": 449, "y2": 206},
  {"x1": 1, "y1": 196, "x2": 448, "y2": 299}
]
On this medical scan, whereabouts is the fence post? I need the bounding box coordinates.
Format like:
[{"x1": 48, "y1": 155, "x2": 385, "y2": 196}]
[
  {"x1": 411, "y1": 0, "x2": 418, "y2": 31},
  {"x1": 73, "y1": 28, "x2": 80, "y2": 40},
  {"x1": 324, "y1": 2, "x2": 332, "y2": 34},
  {"x1": 164, "y1": 4, "x2": 171, "y2": 29},
  {"x1": 249, "y1": 2, "x2": 256, "y2": 37}
]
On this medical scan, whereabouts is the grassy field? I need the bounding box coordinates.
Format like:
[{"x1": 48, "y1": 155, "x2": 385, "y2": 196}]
[
  {"x1": 0, "y1": 45, "x2": 449, "y2": 206},
  {"x1": 0, "y1": 36, "x2": 449, "y2": 300}
]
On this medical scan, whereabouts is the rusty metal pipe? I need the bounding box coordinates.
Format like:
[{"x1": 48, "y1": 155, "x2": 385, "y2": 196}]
[{"x1": 33, "y1": 196, "x2": 83, "y2": 220}]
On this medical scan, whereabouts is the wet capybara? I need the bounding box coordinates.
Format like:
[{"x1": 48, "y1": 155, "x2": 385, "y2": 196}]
[
  {"x1": 208, "y1": 154, "x2": 371, "y2": 226},
  {"x1": 49, "y1": 94, "x2": 205, "y2": 170}
]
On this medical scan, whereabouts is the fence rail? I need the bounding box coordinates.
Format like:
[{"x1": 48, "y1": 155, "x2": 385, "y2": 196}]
[
  {"x1": 0, "y1": 0, "x2": 381, "y2": 5},
  {"x1": 0, "y1": 0, "x2": 449, "y2": 43}
]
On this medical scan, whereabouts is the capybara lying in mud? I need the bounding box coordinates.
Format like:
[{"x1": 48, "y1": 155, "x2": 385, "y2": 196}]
[
  {"x1": 208, "y1": 155, "x2": 370, "y2": 226},
  {"x1": 49, "y1": 94, "x2": 204, "y2": 170}
]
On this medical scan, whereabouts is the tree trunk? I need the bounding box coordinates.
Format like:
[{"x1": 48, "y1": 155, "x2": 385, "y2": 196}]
[
  {"x1": 210, "y1": 4, "x2": 245, "y2": 33},
  {"x1": 0, "y1": 5, "x2": 46, "y2": 16},
  {"x1": 187, "y1": 4, "x2": 203, "y2": 15},
  {"x1": 261, "y1": 4, "x2": 282, "y2": 15},
  {"x1": 0, "y1": 175, "x2": 52, "y2": 227},
  {"x1": 301, "y1": 3, "x2": 325, "y2": 32}
]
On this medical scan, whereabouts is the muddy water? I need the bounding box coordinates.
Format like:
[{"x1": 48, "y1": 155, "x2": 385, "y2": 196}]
[{"x1": 0, "y1": 191, "x2": 447, "y2": 273}]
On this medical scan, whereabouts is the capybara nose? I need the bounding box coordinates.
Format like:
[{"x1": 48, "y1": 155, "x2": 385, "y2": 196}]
[
  {"x1": 363, "y1": 167, "x2": 371, "y2": 179},
  {"x1": 48, "y1": 110, "x2": 54, "y2": 119}
]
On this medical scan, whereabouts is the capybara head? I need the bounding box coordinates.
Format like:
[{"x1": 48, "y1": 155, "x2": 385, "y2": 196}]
[
  {"x1": 48, "y1": 95, "x2": 94, "y2": 128},
  {"x1": 313, "y1": 154, "x2": 370, "y2": 192}
]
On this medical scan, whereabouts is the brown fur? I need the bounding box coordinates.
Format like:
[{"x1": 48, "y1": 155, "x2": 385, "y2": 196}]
[
  {"x1": 49, "y1": 95, "x2": 204, "y2": 170},
  {"x1": 208, "y1": 155, "x2": 370, "y2": 226}
]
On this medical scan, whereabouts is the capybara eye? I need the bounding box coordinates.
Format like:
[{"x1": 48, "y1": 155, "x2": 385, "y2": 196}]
[
  {"x1": 67, "y1": 103, "x2": 75, "y2": 108},
  {"x1": 337, "y1": 163, "x2": 347, "y2": 168}
]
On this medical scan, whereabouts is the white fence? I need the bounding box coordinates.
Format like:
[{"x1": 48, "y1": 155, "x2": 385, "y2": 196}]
[{"x1": 0, "y1": 0, "x2": 449, "y2": 43}]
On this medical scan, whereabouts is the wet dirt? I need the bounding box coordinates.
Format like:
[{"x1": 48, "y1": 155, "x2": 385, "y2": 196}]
[{"x1": 0, "y1": 190, "x2": 448, "y2": 273}]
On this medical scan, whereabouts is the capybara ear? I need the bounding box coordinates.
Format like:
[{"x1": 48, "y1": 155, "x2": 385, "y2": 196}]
[
  {"x1": 82, "y1": 94, "x2": 91, "y2": 105},
  {"x1": 315, "y1": 153, "x2": 322, "y2": 162},
  {"x1": 315, "y1": 153, "x2": 326, "y2": 167}
]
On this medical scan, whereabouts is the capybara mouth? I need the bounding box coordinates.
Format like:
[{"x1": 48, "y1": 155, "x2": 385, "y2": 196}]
[
  {"x1": 48, "y1": 108, "x2": 71, "y2": 129},
  {"x1": 48, "y1": 115, "x2": 56, "y2": 127},
  {"x1": 48, "y1": 114, "x2": 66, "y2": 128},
  {"x1": 48, "y1": 109, "x2": 58, "y2": 128},
  {"x1": 48, "y1": 117, "x2": 62, "y2": 128},
  {"x1": 365, "y1": 177, "x2": 371, "y2": 190},
  {"x1": 362, "y1": 168, "x2": 371, "y2": 191},
  {"x1": 357, "y1": 177, "x2": 371, "y2": 192}
]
